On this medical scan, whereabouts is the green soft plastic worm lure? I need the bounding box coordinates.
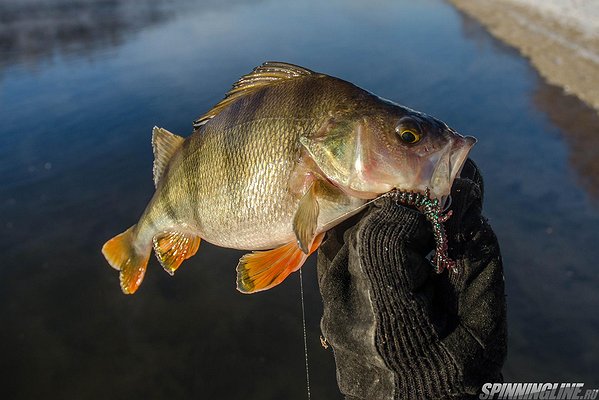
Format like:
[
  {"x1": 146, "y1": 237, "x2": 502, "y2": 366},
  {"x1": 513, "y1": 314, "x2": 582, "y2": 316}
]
[{"x1": 390, "y1": 188, "x2": 456, "y2": 273}]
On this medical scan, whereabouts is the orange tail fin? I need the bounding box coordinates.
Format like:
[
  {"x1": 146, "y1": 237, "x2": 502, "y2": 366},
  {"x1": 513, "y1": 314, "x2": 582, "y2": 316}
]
[
  {"x1": 236, "y1": 233, "x2": 325, "y2": 294},
  {"x1": 102, "y1": 225, "x2": 151, "y2": 295}
]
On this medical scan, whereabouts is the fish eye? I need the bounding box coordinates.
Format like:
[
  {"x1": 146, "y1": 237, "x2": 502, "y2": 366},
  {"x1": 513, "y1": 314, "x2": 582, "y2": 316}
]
[{"x1": 397, "y1": 128, "x2": 421, "y2": 144}]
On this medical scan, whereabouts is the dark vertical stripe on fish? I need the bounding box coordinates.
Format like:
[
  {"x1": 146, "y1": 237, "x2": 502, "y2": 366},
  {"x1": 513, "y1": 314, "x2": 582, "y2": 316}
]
[
  {"x1": 162, "y1": 185, "x2": 179, "y2": 222},
  {"x1": 181, "y1": 139, "x2": 200, "y2": 225}
]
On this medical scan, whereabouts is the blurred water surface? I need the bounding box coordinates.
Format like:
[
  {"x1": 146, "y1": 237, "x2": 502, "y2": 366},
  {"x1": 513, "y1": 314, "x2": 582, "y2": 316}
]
[{"x1": 1, "y1": 0, "x2": 599, "y2": 398}]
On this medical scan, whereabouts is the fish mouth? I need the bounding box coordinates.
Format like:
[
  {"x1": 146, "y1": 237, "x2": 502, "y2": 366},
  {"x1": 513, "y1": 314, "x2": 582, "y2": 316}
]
[{"x1": 429, "y1": 135, "x2": 477, "y2": 203}]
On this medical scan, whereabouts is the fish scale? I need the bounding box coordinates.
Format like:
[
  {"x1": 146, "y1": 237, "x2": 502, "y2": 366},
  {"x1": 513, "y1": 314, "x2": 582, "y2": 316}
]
[{"x1": 183, "y1": 116, "x2": 320, "y2": 249}]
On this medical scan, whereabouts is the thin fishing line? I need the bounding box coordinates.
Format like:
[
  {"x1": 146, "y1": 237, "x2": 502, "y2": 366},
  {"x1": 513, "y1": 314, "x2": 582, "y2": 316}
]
[{"x1": 299, "y1": 268, "x2": 311, "y2": 400}]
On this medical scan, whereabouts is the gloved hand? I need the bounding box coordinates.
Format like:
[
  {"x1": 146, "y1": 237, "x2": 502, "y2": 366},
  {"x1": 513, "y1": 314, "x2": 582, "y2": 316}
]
[{"x1": 317, "y1": 159, "x2": 507, "y2": 400}]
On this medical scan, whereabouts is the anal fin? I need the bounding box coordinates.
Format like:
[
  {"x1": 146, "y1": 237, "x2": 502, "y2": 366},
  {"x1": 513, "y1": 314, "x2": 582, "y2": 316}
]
[
  {"x1": 153, "y1": 231, "x2": 201, "y2": 275},
  {"x1": 236, "y1": 233, "x2": 325, "y2": 294}
]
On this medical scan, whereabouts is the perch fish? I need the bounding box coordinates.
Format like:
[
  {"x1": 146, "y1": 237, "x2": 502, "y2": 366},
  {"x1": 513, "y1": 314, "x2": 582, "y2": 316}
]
[{"x1": 102, "y1": 62, "x2": 476, "y2": 294}]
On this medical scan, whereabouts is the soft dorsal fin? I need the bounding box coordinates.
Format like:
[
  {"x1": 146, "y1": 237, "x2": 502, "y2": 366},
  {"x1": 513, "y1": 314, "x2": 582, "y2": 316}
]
[
  {"x1": 151, "y1": 126, "x2": 185, "y2": 187},
  {"x1": 192, "y1": 62, "x2": 316, "y2": 129}
]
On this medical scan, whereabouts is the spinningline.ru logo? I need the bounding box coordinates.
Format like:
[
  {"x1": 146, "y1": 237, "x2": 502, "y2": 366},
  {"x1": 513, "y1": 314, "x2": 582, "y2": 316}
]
[{"x1": 479, "y1": 383, "x2": 598, "y2": 399}]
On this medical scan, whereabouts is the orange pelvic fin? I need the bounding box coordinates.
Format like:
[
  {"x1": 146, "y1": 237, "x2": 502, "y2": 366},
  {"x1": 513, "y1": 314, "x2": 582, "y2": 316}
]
[
  {"x1": 236, "y1": 232, "x2": 325, "y2": 294},
  {"x1": 153, "y1": 231, "x2": 201, "y2": 275},
  {"x1": 102, "y1": 225, "x2": 151, "y2": 295}
]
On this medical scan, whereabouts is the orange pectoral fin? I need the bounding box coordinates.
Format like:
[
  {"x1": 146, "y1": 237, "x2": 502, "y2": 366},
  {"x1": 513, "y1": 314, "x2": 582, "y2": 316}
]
[
  {"x1": 236, "y1": 232, "x2": 325, "y2": 294},
  {"x1": 152, "y1": 231, "x2": 201, "y2": 275}
]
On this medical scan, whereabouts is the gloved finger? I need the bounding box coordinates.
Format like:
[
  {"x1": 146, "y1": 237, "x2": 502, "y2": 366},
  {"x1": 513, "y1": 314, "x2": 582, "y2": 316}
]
[
  {"x1": 445, "y1": 177, "x2": 483, "y2": 246},
  {"x1": 362, "y1": 196, "x2": 435, "y2": 252},
  {"x1": 445, "y1": 159, "x2": 484, "y2": 241},
  {"x1": 459, "y1": 158, "x2": 484, "y2": 201},
  {"x1": 399, "y1": 244, "x2": 436, "y2": 293},
  {"x1": 401, "y1": 248, "x2": 439, "y2": 320},
  {"x1": 354, "y1": 202, "x2": 436, "y2": 294}
]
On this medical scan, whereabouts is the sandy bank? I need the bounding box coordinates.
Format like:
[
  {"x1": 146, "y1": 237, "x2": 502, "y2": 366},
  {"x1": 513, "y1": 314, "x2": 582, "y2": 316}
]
[{"x1": 449, "y1": 0, "x2": 599, "y2": 114}]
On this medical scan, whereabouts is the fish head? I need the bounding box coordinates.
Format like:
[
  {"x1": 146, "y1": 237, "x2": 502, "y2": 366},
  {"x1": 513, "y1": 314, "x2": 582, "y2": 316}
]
[{"x1": 300, "y1": 104, "x2": 476, "y2": 202}]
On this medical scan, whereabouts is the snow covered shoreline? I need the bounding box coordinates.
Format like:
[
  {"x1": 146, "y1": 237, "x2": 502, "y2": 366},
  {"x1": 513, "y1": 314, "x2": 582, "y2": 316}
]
[{"x1": 449, "y1": 0, "x2": 599, "y2": 113}]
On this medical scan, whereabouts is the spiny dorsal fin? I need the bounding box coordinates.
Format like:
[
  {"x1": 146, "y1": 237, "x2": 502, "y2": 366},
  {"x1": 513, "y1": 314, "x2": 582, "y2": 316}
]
[
  {"x1": 151, "y1": 126, "x2": 185, "y2": 187},
  {"x1": 193, "y1": 62, "x2": 317, "y2": 129}
]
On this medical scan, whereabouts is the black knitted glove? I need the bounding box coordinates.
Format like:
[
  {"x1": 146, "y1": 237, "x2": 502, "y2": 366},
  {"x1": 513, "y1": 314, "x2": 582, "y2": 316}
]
[{"x1": 317, "y1": 160, "x2": 507, "y2": 400}]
